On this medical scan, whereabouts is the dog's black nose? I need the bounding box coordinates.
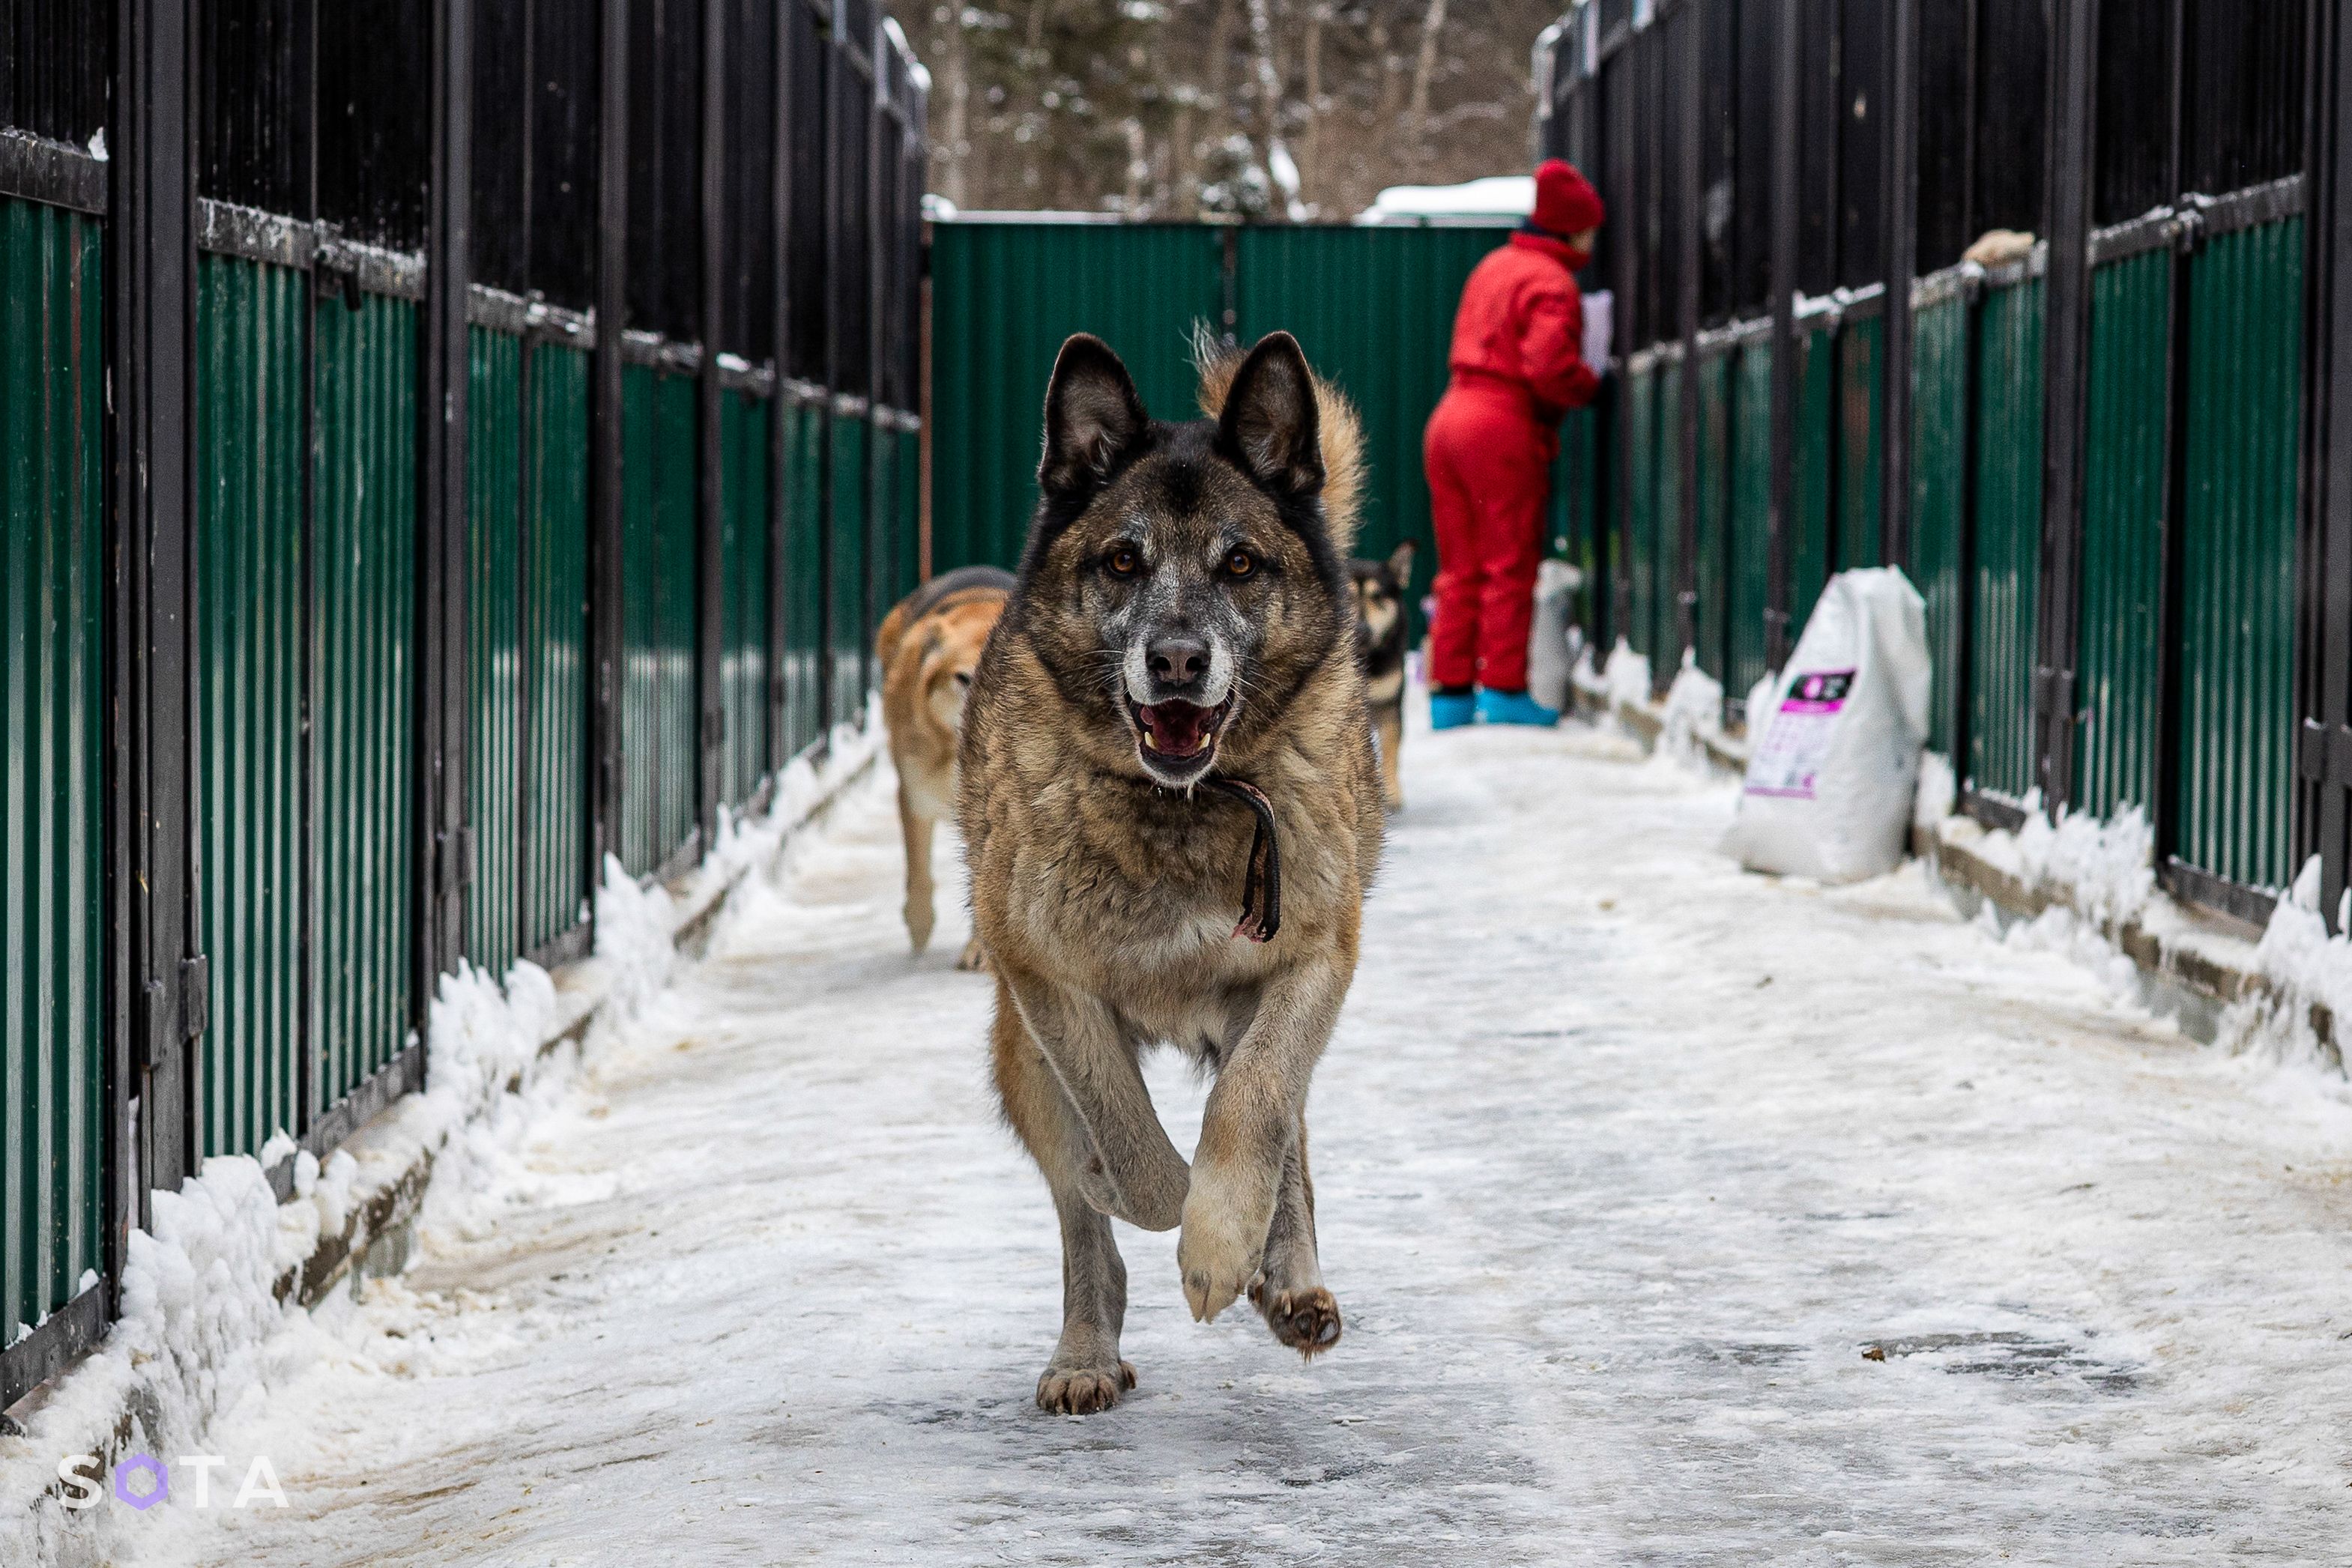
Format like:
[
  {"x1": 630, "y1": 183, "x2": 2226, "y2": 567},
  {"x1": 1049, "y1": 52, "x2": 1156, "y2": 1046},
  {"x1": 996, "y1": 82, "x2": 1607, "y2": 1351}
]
[{"x1": 1147, "y1": 637, "x2": 1209, "y2": 688}]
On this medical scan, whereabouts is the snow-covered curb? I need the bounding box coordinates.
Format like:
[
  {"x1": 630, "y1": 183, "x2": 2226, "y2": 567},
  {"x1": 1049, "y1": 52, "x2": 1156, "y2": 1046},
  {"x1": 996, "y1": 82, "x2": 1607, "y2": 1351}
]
[
  {"x1": 1572, "y1": 639, "x2": 1751, "y2": 780},
  {"x1": 0, "y1": 719, "x2": 880, "y2": 1567},
  {"x1": 1573, "y1": 638, "x2": 2342, "y2": 1074},
  {"x1": 1923, "y1": 807, "x2": 2345, "y2": 1071}
]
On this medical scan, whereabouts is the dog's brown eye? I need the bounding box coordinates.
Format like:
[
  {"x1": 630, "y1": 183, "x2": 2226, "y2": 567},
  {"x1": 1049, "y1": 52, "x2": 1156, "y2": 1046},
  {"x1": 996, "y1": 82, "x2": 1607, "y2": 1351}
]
[
  {"x1": 1105, "y1": 546, "x2": 1140, "y2": 578},
  {"x1": 1224, "y1": 549, "x2": 1257, "y2": 579}
]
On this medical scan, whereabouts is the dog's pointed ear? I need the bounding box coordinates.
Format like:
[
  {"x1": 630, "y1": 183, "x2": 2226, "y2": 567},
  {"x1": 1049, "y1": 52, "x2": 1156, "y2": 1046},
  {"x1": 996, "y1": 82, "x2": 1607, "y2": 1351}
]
[
  {"x1": 1039, "y1": 334, "x2": 1149, "y2": 497},
  {"x1": 1385, "y1": 539, "x2": 1415, "y2": 585},
  {"x1": 1216, "y1": 332, "x2": 1323, "y2": 499}
]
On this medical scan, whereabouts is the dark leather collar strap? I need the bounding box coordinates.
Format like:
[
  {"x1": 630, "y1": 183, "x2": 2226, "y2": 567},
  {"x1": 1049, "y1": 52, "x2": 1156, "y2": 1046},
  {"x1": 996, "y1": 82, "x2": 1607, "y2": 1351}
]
[{"x1": 1204, "y1": 778, "x2": 1281, "y2": 942}]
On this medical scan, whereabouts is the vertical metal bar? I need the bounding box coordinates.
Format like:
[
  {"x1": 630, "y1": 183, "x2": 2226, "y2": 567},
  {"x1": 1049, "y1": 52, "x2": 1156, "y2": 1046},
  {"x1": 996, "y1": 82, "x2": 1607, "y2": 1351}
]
[
  {"x1": 919, "y1": 226, "x2": 932, "y2": 583},
  {"x1": 2035, "y1": 0, "x2": 2098, "y2": 815},
  {"x1": 767, "y1": 0, "x2": 793, "y2": 766},
  {"x1": 2153, "y1": 0, "x2": 2188, "y2": 870},
  {"x1": 1765, "y1": 0, "x2": 1801, "y2": 671},
  {"x1": 591, "y1": 0, "x2": 630, "y2": 890},
  {"x1": 817, "y1": 6, "x2": 842, "y2": 732},
  {"x1": 866, "y1": 18, "x2": 888, "y2": 696},
  {"x1": 420, "y1": 0, "x2": 476, "y2": 1007},
  {"x1": 516, "y1": 331, "x2": 536, "y2": 959},
  {"x1": 296, "y1": 0, "x2": 319, "y2": 1137},
  {"x1": 1675, "y1": 7, "x2": 1701, "y2": 665},
  {"x1": 1961, "y1": 0, "x2": 1979, "y2": 249},
  {"x1": 114, "y1": 0, "x2": 197, "y2": 1230},
  {"x1": 698, "y1": 0, "x2": 727, "y2": 835},
  {"x1": 1954, "y1": 275, "x2": 1985, "y2": 781},
  {"x1": 2300, "y1": 0, "x2": 2348, "y2": 921},
  {"x1": 1881, "y1": 0, "x2": 1920, "y2": 567}
]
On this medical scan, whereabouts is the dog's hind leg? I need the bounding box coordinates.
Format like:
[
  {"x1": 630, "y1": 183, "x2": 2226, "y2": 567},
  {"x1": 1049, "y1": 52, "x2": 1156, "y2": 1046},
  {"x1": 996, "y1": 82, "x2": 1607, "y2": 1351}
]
[
  {"x1": 991, "y1": 983, "x2": 1136, "y2": 1414},
  {"x1": 1250, "y1": 1112, "x2": 1343, "y2": 1357},
  {"x1": 1376, "y1": 705, "x2": 1404, "y2": 811},
  {"x1": 898, "y1": 778, "x2": 936, "y2": 954}
]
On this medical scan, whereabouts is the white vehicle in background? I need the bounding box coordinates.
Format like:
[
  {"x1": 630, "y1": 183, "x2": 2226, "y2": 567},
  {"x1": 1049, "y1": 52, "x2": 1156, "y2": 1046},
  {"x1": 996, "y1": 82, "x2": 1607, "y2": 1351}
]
[{"x1": 1353, "y1": 174, "x2": 1536, "y2": 226}]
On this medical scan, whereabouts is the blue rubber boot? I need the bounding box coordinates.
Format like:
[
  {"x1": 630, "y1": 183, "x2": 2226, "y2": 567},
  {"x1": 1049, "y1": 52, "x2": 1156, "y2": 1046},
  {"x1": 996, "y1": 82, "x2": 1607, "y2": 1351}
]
[
  {"x1": 1430, "y1": 691, "x2": 1476, "y2": 730},
  {"x1": 1475, "y1": 687, "x2": 1560, "y2": 727}
]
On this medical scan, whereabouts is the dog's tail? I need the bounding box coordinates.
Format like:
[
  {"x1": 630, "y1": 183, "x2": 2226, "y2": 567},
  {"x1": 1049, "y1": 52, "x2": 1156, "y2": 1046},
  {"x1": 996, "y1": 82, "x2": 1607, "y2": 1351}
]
[{"x1": 1192, "y1": 324, "x2": 1366, "y2": 555}]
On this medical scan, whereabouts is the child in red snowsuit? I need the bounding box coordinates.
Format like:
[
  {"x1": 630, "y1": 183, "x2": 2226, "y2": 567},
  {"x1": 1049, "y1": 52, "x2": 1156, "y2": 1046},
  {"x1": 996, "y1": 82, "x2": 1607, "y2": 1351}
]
[{"x1": 1423, "y1": 159, "x2": 1605, "y2": 727}]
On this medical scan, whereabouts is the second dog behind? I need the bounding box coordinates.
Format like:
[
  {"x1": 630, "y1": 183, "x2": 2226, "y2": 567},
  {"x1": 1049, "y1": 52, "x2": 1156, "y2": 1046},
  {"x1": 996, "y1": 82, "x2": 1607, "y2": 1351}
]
[
  {"x1": 1348, "y1": 541, "x2": 1413, "y2": 811},
  {"x1": 877, "y1": 564, "x2": 1015, "y2": 969}
]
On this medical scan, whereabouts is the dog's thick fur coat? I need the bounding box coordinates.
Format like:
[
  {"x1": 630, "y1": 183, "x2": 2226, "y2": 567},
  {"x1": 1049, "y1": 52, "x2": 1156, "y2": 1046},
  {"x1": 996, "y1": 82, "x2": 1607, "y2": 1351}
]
[
  {"x1": 877, "y1": 566, "x2": 1015, "y2": 969},
  {"x1": 959, "y1": 331, "x2": 1382, "y2": 1414}
]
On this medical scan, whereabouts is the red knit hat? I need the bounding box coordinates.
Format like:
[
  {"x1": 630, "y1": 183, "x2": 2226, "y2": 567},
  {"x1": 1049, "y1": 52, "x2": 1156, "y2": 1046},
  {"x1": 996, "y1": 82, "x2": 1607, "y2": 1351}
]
[{"x1": 1532, "y1": 158, "x2": 1605, "y2": 235}]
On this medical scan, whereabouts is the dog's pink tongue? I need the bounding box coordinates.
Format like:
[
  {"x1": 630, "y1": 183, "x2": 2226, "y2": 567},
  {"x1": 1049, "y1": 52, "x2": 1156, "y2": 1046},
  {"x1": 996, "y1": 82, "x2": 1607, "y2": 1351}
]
[{"x1": 1140, "y1": 700, "x2": 1215, "y2": 757}]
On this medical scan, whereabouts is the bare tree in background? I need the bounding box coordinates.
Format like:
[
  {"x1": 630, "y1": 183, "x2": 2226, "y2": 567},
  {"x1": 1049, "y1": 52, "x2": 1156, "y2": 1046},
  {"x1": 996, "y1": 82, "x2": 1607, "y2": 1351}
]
[{"x1": 900, "y1": 0, "x2": 1558, "y2": 218}]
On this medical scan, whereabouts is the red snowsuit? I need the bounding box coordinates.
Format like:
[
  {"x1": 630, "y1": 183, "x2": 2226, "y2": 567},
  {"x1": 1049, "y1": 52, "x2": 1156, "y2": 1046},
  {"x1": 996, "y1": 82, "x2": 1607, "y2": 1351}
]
[{"x1": 1423, "y1": 230, "x2": 1600, "y2": 693}]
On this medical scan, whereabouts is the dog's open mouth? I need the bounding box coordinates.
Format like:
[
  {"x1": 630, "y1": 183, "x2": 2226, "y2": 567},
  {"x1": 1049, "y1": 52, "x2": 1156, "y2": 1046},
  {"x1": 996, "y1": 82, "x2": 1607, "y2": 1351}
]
[{"x1": 1126, "y1": 695, "x2": 1235, "y2": 770}]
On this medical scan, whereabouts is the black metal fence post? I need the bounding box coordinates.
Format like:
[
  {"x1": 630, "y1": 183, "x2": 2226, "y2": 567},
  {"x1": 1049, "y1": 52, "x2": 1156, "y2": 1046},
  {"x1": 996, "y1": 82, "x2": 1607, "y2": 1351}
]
[
  {"x1": 2034, "y1": 0, "x2": 2096, "y2": 817},
  {"x1": 1674, "y1": 4, "x2": 1701, "y2": 668},
  {"x1": 420, "y1": 0, "x2": 476, "y2": 996},
  {"x1": 1881, "y1": 0, "x2": 1920, "y2": 568},
  {"x1": 1765, "y1": 0, "x2": 1800, "y2": 672},
  {"x1": 781, "y1": 0, "x2": 808, "y2": 766},
  {"x1": 115, "y1": 0, "x2": 199, "y2": 1228},
  {"x1": 2303, "y1": 0, "x2": 2352, "y2": 926},
  {"x1": 698, "y1": 0, "x2": 728, "y2": 841},
  {"x1": 590, "y1": 0, "x2": 629, "y2": 892}
]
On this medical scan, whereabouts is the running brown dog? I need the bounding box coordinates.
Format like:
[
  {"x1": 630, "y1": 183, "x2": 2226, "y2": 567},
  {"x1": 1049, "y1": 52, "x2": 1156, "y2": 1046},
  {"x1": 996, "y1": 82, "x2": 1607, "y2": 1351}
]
[
  {"x1": 877, "y1": 565, "x2": 1015, "y2": 970},
  {"x1": 958, "y1": 330, "x2": 1382, "y2": 1414}
]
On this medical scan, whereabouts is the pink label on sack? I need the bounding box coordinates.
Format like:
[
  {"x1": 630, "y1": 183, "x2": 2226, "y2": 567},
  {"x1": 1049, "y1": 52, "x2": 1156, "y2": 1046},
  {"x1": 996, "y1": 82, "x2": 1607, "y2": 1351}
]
[{"x1": 1744, "y1": 669, "x2": 1856, "y2": 799}]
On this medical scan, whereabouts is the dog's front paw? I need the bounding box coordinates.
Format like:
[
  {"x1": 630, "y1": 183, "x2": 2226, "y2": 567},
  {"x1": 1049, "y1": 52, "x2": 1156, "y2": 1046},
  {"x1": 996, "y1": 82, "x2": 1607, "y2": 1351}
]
[
  {"x1": 1177, "y1": 1165, "x2": 1273, "y2": 1322},
  {"x1": 904, "y1": 900, "x2": 935, "y2": 955},
  {"x1": 954, "y1": 936, "x2": 991, "y2": 972},
  {"x1": 1036, "y1": 1358, "x2": 1136, "y2": 1415},
  {"x1": 1250, "y1": 1279, "x2": 1343, "y2": 1358}
]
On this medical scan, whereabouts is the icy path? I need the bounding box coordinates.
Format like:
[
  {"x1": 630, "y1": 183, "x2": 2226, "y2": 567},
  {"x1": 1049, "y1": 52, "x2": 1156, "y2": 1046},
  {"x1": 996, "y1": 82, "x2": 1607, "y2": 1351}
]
[{"x1": 145, "y1": 724, "x2": 2352, "y2": 1566}]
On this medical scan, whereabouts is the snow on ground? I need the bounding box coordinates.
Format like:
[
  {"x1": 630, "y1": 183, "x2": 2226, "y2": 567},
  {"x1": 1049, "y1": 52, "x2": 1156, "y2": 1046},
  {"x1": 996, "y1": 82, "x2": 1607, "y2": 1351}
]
[{"x1": 125, "y1": 717, "x2": 2352, "y2": 1566}]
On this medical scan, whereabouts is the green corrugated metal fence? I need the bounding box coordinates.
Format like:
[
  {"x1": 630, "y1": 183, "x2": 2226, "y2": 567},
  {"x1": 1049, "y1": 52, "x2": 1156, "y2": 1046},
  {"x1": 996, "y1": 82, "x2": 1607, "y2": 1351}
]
[
  {"x1": 1910, "y1": 292, "x2": 1968, "y2": 756},
  {"x1": 524, "y1": 342, "x2": 592, "y2": 954},
  {"x1": 1654, "y1": 357, "x2": 1685, "y2": 671},
  {"x1": 619, "y1": 364, "x2": 700, "y2": 877},
  {"x1": 829, "y1": 410, "x2": 869, "y2": 727},
  {"x1": 2177, "y1": 219, "x2": 2303, "y2": 893},
  {"x1": 467, "y1": 327, "x2": 525, "y2": 975},
  {"x1": 1625, "y1": 360, "x2": 1660, "y2": 665},
  {"x1": 1834, "y1": 312, "x2": 1882, "y2": 571},
  {"x1": 895, "y1": 425, "x2": 922, "y2": 612},
  {"x1": 1693, "y1": 349, "x2": 1729, "y2": 683},
  {"x1": 1556, "y1": 403, "x2": 1603, "y2": 636},
  {"x1": 1968, "y1": 275, "x2": 2045, "y2": 805},
  {"x1": 2073, "y1": 252, "x2": 2171, "y2": 823},
  {"x1": 1790, "y1": 324, "x2": 1834, "y2": 637},
  {"x1": 313, "y1": 293, "x2": 418, "y2": 1111},
  {"x1": 721, "y1": 389, "x2": 772, "y2": 807},
  {"x1": 780, "y1": 395, "x2": 827, "y2": 757},
  {"x1": 929, "y1": 220, "x2": 1512, "y2": 625},
  {"x1": 1, "y1": 197, "x2": 106, "y2": 1340},
  {"x1": 930, "y1": 223, "x2": 1224, "y2": 573},
  {"x1": 193, "y1": 255, "x2": 306, "y2": 1160},
  {"x1": 1726, "y1": 341, "x2": 1773, "y2": 709}
]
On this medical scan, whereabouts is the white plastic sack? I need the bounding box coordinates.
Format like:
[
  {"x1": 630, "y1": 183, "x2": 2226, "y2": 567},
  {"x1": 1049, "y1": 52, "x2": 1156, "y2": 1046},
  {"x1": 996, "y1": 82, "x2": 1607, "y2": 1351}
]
[
  {"x1": 1526, "y1": 559, "x2": 1582, "y2": 713},
  {"x1": 1581, "y1": 288, "x2": 1614, "y2": 372},
  {"x1": 1720, "y1": 567, "x2": 1930, "y2": 883}
]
